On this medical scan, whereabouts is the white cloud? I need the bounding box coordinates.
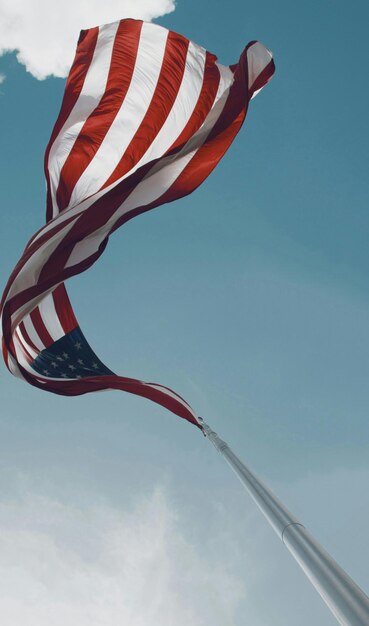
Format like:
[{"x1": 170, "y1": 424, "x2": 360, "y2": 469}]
[
  {"x1": 0, "y1": 72, "x2": 5, "y2": 83},
  {"x1": 0, "y1": 0, "x2": 175, "y2": 79},
  {"x1": 0, "y1": 487, "x2": 245, "y2": 626},
  {"x1": 0, "y1": 466, "x2": 367, "y2": 626}
]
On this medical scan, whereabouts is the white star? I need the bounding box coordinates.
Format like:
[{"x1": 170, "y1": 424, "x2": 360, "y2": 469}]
[
  {"x1": 51, "y1": 361, "x2": 58, "y2": 368},
  {"x1": 74, "y1": 342, "x2": 82, "y2": 351},
  {"x1": 68, "y1": 364, "x2": 76, "y2": 371},
  {"x1": 43, "y1": 369, "x2": 50, "y2": 375},
  {"x1": 56, "y1": 355, "x2": 64, "y2": 362},
  {"x1": 61, "y1": 373, "x2": 68, "y2": 378},
  {"x1": 77, "y1": 358, "x2": 84, "y2": 365},
  {"x1": 92, "y1": 362, "x2": 99, "y2": 369},
  {"x1": 62, "y1": 352, "x2": 69, "y2": 359}
]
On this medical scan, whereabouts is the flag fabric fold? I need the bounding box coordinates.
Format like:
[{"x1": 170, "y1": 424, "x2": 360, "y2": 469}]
[{"x1": 1, "y1": 19, "x2": 274, "y2": 427}]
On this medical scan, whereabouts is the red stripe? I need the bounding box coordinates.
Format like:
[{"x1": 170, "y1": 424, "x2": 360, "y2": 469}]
[
  {"x1": 173, "y1": 46, "x2": 252, "y2": 178},
  {"x1": 12, "y1": 366, "x2": 200, "y2": 426},
  {"x1": 19, "y1": 321, "x2": 39, "y2": 354},
  {"x1": 9, "y1": 336, "x2": 15, "y2": 356},
  {"x1": 170, "y1": 100, "x2": 248, "y2": 194},
  {"x1": 44, "y1": 27, "x2": 99, "y2": 222},
  {"x1": 52, "y1": 284, "x2": 78, "y2": 334},
  {"x1": 166, "y1": 51, "x2": 220, "y2": 156},
  {"x1": 5, "y1": 335, "x2": 16, "y2": 366},
  {"x1": 30, "y1": 307, "x2": 54, "y2": 348},
  {"x1": 110, "y1": 114, "x2": 248, "y2": 235},
  {"x1": 0, "y1": 212, "x2": 78, "y2": 312},
  {"x1": 107, "y1": 64, "x2": 250, "y2": 234},
  {"x1": 109, "y1": 53, "x2": 250, "y2": 229},
  {"x1": 55, "y1": 20, "x2": 143, "y2": 212},
  {"x1": 14, "y1": 330, "x2": 33, "y2": 364},
  {"x1": 1, "y1": 338, "x2": 11, "y2": 372},
  {"x1": 249, "y1": 58, "x2": 275, "y2": 96},
  {"x1": 103, "y1": 30, "x2": 189, "y2": 189}
]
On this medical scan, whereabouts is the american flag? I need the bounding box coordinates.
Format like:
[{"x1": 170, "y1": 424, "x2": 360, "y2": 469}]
[{"x1": 1, "y1": 19, "x2": 274, "y2": 427}]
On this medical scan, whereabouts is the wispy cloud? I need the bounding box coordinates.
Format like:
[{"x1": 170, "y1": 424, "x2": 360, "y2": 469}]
[
  {"x1": 0, "y1": 73, "x2": 5, "y2": 84},
  {"x1": 0, "y1": 0, "x2": 175, "y2": 80},
  {"x1": 0, "y1": 486, "x2": 245, "y2": 626}
]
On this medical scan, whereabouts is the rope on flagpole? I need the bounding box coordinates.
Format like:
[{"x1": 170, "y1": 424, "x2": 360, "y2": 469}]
[{"x1": 198, "y1": 417, "x2": 369, "y2": 626}]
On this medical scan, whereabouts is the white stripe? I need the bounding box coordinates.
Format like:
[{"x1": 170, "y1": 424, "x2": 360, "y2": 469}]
[
  {"x1": 147, "y1": 383, "x2": 194, "y2": 410},
  {"x1": 47, "y1": 22, "x2": 120, "y2": 217},
  {"x1": 13, "y1": 330, "x2": 80, "y2": 382},
  {"x1": 13, "y1": 333, "x2": 33, "y2": 371},
  {"x1": 108, "y1": 64, "x2": 234, "y2": 226},
  {"x1": 6, "y1": 217, "x2": 79, "y2": 301},
  {"x1": 16, "y1": 326, "x2": 38, "y2": 360},
  {"x1": 7, "y1": 352, "x2": 26, "y2": 380},
  {"x1": 38, "y1": 292, "x2": 65, "y2": 342},
  {"x1": 12, "y1": 334, "x2": 61, "y2": 382},
  {"x1": 246, "y1": 42, "x2": 273, "y2": 92},
  {"x1": 22, "y1": 313, "x2": 45, "y2": 351},
  {"x1": 8, "y1": 282, "x2": 64, "y2": 337},
  {"x1": 30, "y1": 196, "x2": 97, "y2": 245},
  {"x1": 111, "y1": 41, "x2": 207, "y2": 186},
  {"x1": 67, "y1": 22, "x2": 169, "y2": 210},
  {"x1": 251, "y1": 88, "x2": 263, "y2": 100},
  {"x1": 65, "y1": 65, "x2": 233, "y2": 269},
  {"x1": 14, "y1": 329, "x2": 34, "y2": 363}
]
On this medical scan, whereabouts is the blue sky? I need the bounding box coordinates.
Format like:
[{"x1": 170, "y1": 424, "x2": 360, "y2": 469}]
[{"x1": 1, "y1": 1, "x2": 369, "y2": 624}]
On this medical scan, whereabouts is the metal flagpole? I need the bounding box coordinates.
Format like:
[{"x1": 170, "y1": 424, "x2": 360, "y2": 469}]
[{"x1": 198, "y1": 418, "x2": 369, "y2": 626}]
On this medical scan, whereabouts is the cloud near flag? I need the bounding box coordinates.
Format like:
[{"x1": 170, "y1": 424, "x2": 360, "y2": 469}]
[{"x1": 1, "y1": 19, "x2": 275, "y2": 427}]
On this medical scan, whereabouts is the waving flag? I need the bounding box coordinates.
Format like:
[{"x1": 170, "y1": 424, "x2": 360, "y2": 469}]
[{"x1": 1, "y1": 19, "x2": 274, "y2": 427}]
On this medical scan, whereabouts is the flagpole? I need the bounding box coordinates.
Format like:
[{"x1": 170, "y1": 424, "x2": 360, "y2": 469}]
[{"x1": 198, "y1": 418, "x2": 369, "y2": 626}]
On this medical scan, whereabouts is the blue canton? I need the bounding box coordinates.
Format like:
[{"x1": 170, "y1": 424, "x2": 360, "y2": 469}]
[{"x1": 31, "y1": 327, "x2": 115, "y2": 379}]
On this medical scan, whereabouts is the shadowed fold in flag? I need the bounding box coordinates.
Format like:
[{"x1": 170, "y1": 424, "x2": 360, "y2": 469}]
[{"x1": 1, "y1": 18, "x2": 274, "y2": 427}]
